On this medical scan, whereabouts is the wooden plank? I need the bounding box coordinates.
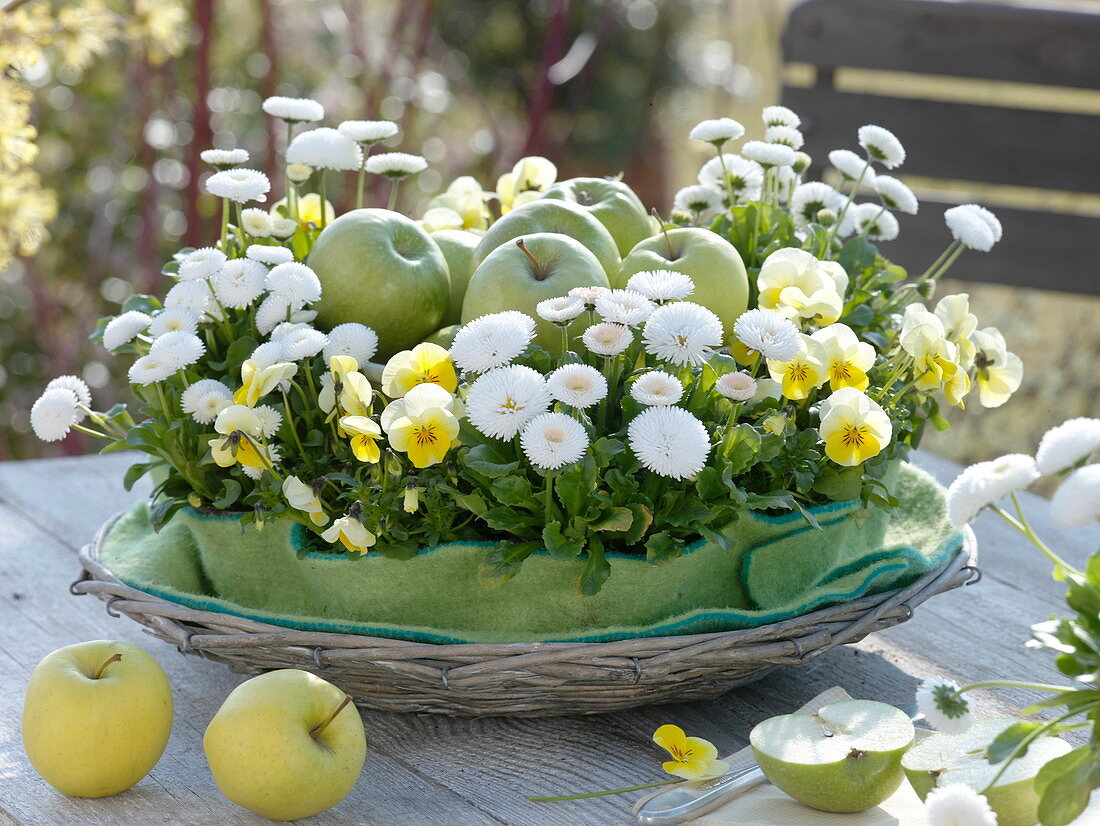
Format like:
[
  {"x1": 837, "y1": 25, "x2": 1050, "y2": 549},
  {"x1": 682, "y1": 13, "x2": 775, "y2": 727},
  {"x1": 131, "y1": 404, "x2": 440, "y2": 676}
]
[
  {"x1": 782, "y1": 85, "x2": 1100, "y2": 194},
  {"x1": 783, "y1": 0, "x2": 1100, "y2": 89}
]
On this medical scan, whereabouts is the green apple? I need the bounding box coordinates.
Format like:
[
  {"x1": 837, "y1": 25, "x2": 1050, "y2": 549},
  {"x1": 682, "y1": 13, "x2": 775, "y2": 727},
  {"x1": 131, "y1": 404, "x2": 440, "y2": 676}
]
[
  {"x1": 204, "y1": 669, "x2": 366, "y2": 821},
  {"x1": 22, "y1": 640, "x2": 173, "y2": 798},
  {"x1": 541, "y1": 177, "x2": 653, "y2": 257},
  {"x1": 308, "y1": 208, "x2": 450, "y2": 358},
  {"x1": 750, "y1": 699, "x2": 915, "y2": 813},
  {"x1": 470, "y1": 199, "x2": 621, "y2": 285},
  {"x1": 425, "y1": 324, "x2": 460, "y2": 348},
  {"x1": 432, "y1": 228, "x2": 480, "y2": 326},
  {"x1": 462, "y1": 232, "x2": 609, "y2": 352},
  {"x1": 903, "y1": 718, "x2": 1071, "y2": 826},
  {"x1": 618, "y1": 227, "x2": 748, "y2": 343}
]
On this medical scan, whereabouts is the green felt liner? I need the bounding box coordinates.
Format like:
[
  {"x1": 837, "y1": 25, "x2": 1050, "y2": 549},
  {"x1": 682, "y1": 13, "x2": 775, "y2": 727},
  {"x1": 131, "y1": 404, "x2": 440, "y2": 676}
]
[{"x1": 98, "y1": 461, "x2": 963, "y2": 644}]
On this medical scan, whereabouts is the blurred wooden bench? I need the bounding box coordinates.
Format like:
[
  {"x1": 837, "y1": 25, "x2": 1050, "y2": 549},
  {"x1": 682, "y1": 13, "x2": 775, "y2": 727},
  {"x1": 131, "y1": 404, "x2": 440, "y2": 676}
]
[{"x1": 781, "y1": 0, "x2": 1100, "y2": 295}]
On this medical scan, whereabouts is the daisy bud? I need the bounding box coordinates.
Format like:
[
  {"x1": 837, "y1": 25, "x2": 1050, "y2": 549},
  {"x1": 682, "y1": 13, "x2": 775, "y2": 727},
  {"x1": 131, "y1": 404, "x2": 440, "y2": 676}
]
[{"x1": 816, "y1": 208, "x2": 837, "y2": 227}]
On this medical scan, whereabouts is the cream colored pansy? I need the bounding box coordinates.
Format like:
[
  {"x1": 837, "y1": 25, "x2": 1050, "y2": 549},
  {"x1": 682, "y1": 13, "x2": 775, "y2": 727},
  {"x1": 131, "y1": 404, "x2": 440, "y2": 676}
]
[
  {"x1": 321, "y1": 514, "x2": 376, "y2": 555},
  {"x1": 420, "y1": 207, "x2": 463, "y2": 232},
  {"x1": 339, "y1": 415, "x2": 383, "y2": 463},
  {"x1": 427, "y1": 176, "x2": 491, "y2": 231},
  {"x1": 496, "y1": 156, "x2": 556, "y2": 213},
  {"x1": 767, "y1": 335, "x2": 828, "y2": 401},
  {"x1": 282, "y1": 475, "x2": 328, "y2": 527},
  {"x1": 934, "y1": 294, "x2": 978, "y2": 368},
  {"x1": 380, "y1": 383, "x2": 463, "y2": 468},
  {"x1": 757, "y1": 248, "x2": 844, "y2": 326},
  {"x1": 971, "y1": 327, "x2": 1023, "y2": 408},
  {"x1": 900, "y1": 310, "x2": 959, "y2": 392},
  {"x1": 209, "y1": 405, "x2": 269, "y2": 469},
  {"x1": 234, "y1": 358, "x2": 297, "y2": 407},
  {"x1": 381, "y1": 342, "x2": 458, "y2": 398},
  {"x1": 811, "y1": 323, "x2": 876, "y2": 391},
  {"x1": 818, "y1": 387, "x2": 893, "y2": 467},
  {"x1": 318, "y1": 356, "x2": 373, "y2": 423}
]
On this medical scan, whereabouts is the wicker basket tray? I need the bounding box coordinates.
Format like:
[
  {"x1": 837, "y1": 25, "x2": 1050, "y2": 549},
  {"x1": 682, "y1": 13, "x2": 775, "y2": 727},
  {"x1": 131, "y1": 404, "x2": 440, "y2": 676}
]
[{"x1": 71, "y1": 512, "x2": 979, "y2": 716}]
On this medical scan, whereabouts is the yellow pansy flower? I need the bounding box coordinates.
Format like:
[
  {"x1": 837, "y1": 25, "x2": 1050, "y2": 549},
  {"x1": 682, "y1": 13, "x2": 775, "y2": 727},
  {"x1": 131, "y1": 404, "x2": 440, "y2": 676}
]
[
  {"x1": 757, "y1": 248, "x2": 844, "y2": 326},
  {"x1": 321, "y1": 514, "x2": 376, "y2": 555},
  {"x1": 652, "y1": 725, "x2": 729, "y2": 781},
  {"x1": 427, "y1": 175, "x2": 491, "y2": 231},
  {"x1": 900, "y1": 310, "x2": 959, "y2": 391},
  {"x1": 811, "y1": 323, "x2": 876, "y2": 391},
  {"x1": 283, "y1": 192, "x2": 334, "y2": 227},
  {"x1": 209, "y1": 404, "x2": 269, "y2": 469},
  {"x1": 235, "y1": 358, "x2": 298, "y2": 407},
  {"x1": 319, "y1": 356, "x2": 373, "y2": 424},
  {"x1": 339, "y1": 415, "x2": 383, "y2": 463},
  {"x1": 972, "y1": 327, "x2": 1023, "y2": 408},
  {"x1": 381, "y1": 342, "x2": 458, "y2": 397},
  {"x1": 767, "y1": 335, "x2": 827, "y2": 401},
  {"x1": 934, "y1": 294, "x2": 978, "y2": 368},
  {"x1": 818, "y1": 387, "x2": 893, "y2": 467},
  {"x1": 945, "y1": 367, "x2": 972, "y2": 408},
  {"x1": 282, "y1": 475, "x2": 328, "y2": 527},
  {"x1": 380, "y1": 383, "x2": 462, "y2": 469},
  {"x1": 496, "y1": 156, "x2": 556, "y2": 213}
]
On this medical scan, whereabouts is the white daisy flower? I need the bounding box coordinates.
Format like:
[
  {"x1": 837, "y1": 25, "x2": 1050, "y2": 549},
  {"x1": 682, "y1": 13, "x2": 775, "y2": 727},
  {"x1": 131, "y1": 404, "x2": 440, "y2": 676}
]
[
  {"x1": 246, "y1": 244, "x2": 294, "y2": 266},
  {"x1": 241, "y1": 443, "x2": 281, "y2": 481},
  {"x1": 672, "y1": 185, "x2": 723, "y2": 217},
  {"x1": 450, "y1": 311, "x2": 536, "y2": 374},
  {"x1": 628, "y1": 406, "x2": 711, "y2": 480},
  {"x1": 200, "y1": 148, "x2": 249, "y2": 169},
  {"x1": 643, "y1": 301, "x2": 723, "y2": 366},
  {"x1": 1051, "y1": 465, "x2": 1100, "y2": 529},
  {"x1": 178, "y1": 247, "x2": 226, "y2": 281},
  {"x1": 271, "y1": 216, "x2": 298, "y2": 238},
  {"x1": 792, "y1": 151, "x2": 812, "y2": 174},
  {"x1": 256, "y1": 295, "x2": 293, "y2": 335},
  {"x1": 924, "y1": 784, "x2": 997, "y2": 826},
  {"x1": 536, "y1": 296, "x2": 585, "y2": 325},
  {"x1": 741, "y1": 140, "x2": 796, "y2": 168},
  {"x1": 764, "y1": 124, "x2": 804, "y2": 150},
  {"x1": 261, "y1": 95, "x2": 324, "y2": 123},
  {"x1": 338, "y1": 119, "x2": 399, "y2": 144},
  {"x1": 149, "y1": 330, "x2": 206, "y2": 371},
  {"x1": 733, "y1": 309, "x2": 801, "y2": 363},
  {"x1": 762, "y1": 105, "x2": 800, "y2": 129},
  {"x1": 790, "y1": 182, "x2": 844, "y2": 227},
  {"x1": 714, "y1": 371, "x2": 757, "y2": 401},
  {"x1": 946, "y1": 454, "x2": 1040, "y2": 527},
  {"x1": 212, "y1": 259, "x2": 268, "y2": 309},
  {"x1": 180, "y1": 379, "x2": 233, "y2": 425},
  {"x1": 205, "y1": 168, "x2": 271, "y2": 204},
  {"x1": 630, "y1": 371, "x2": 683, "y2": 406},
  {"x1": 269, "y1": 321, "x2": 310, "y2": 342},
  {"x1": 698, "y1": 154, "x2": 764, "y2": 202},
  {"x1": 852, "y1": 202, "x2": 900, "y2": 241},
  {"x1": 240, "y1": 207, "x2": 273, "y2": 237},
  {"x1": 689, "y1": 117, "x2": 745, "y2": 146},
  {"x1": 874, "y1": 175, "x2": 919, "y2": 215},
  {"x1": 944, "y1": 205, "x2": 995, "y2": 252},
  {"x1": 972, "y1": 205, "x2": 1002, "y2": 243},
  {"x1": 280, "y1": 326, "x2": 328, "y2": 361},
  {"x1": 286, "y1": 163, "x2": 313, "y2": 185},
  {"x1": 1036, "y1": 417, "x2": 1100, "y2": 475},
  {"x1": 102, "y1": 311, "x2": 152, "y2": 350},
  {"x1": 465, "y1": 365, "x2": 551, "y2": 440},
  {"x1": 148, "y1": 307, "x2": 199, "y2": 338},
  {"x1": 323, "y1": 323, "x2": 378, "y2": 366},
  {"x1": 265, "y1": 262, "x2": 322, "y2": 305},
  {"x1": 128, "y1": 354, "x2": 176, "y2": 386},
  {"x1": 164, "y1": 280, "x2": 211, "y2": 317},
  {"x1": 546, "y1": 363, "x2": 607, "y2": 409},
  {"x1": 626, "y1": 270, "x2": 695, "y2": 303},
  {"x1": 916, "y1": 677, "x2": 972, "y2": 735},
  {"x1": 582, "y1": 322, "x2": 632, "y2": 357},
  {"x1": 568, "y1": 285, "x2": 611, "y2": 307},
  {"x1": 365, "y1": 152, "x2": 429, "y2": 180},
  {"x1": 45, "y1": 375, "x2": 91, "y2": 411},
  {"x1": 253, "y1": 405, "x2": 284, "y2": 439},
  {"x1": 30, "y1": 388, "x2": 80, "y2": 442},
  {"x1": 595, "y1": 289, "x2": 655, "y2": 327},
  {"x1": 250, "y1": 340, "x2": 288, "y2": 369},
  {"x1": 828, "y1": 149, "x2": 875, "y2": 185},
  {"x1": 286, "y1": 127, "x2": 362, "y2": 172},
  {"x1": 519, "y1": 412, "x2": 590, "y2": 471},
  {"x1": 857, "y1": 124, "x2": 906, "y2": 168}
]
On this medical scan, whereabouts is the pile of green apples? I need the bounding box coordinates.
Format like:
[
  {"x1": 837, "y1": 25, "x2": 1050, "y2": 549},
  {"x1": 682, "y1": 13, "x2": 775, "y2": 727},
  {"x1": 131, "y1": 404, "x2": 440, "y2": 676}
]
[
  {"x1": 305, "y1": 176, "x2": 749, "y2": 358},
  {"x1": 22, "y1": 640, "x2": 366, "y2": 821},
  {"x1": 749, "y1": 699, "x2": 1070, "y2": 825}
]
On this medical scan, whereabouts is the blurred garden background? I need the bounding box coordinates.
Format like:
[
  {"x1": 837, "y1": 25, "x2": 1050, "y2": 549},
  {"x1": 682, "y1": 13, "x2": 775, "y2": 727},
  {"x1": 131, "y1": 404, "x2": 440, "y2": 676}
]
[{"x1": 1, "y1": 0, "x2": 1097, "y2": 465}]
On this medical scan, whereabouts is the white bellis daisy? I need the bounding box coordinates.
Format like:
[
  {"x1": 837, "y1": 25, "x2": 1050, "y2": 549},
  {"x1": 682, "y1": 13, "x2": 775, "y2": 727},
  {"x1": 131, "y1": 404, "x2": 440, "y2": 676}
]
[{"x1": 628, "y1": 406, "x2": 711, "y2": 480}]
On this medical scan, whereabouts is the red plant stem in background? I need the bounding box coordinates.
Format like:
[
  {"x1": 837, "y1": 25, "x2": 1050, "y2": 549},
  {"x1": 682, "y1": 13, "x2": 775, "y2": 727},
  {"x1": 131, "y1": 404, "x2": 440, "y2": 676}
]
[
  {"x1": 259, "y1": 0, "x2": 280, "y2": 187},
  {"x1": 135, "y1": 56, "x2": 159, "y2": 294},
  {"x1": 523, "y1": 0, "x2": 572, "y2": 157},
  {"x1": 184, "y1": 0, "x2": 215, "y2": 248}
]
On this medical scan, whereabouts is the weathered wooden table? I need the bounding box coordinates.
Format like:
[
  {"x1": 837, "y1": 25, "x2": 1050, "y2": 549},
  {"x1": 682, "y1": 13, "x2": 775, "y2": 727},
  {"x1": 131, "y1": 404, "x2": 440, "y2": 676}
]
[{"x1": 1, "y1": 452, "x2": 1097, "y2": 825}]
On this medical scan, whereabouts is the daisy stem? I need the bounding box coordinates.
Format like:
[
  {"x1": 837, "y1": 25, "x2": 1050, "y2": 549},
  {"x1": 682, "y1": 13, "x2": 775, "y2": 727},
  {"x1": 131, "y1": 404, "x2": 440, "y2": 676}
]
[
  {"x1": 715, "y1": 150, "x2": 735, "y2": 212},
  {"x1": 281, "y1": 389, "x2": 313, "y2": 474},
  {"x1": 560, "y1": 324, "x2": 569, "y2": 359},
  {"x1": 957, "y1": 680, "x2": 1073, "y2": 695},
  {"x1": 915, "y1": 240, "x2": 960, "y2": 284},
  {"x1": 219, "y1": 198, "x2": 230, "y2": 250},
  {"x1": 858, "y1": 204, "x2": 889, "y2": 240},
  {"x1": 990, "y1": 496, "x2": 1078, "y2": 575},
  {"x1": 544, "y1": 471, "x2": 556, "y2": 523},
  {"x1": 388, "y1": 180, "x2": 400, "y2": 211},
  {"x1": 356, "y1": 165, "x2": 366, "y2": 211},
  {"x1": 826, "y1": 158, "x2": 872, "y2": 251},
  {"x1": 154, "y1": 381, "x2": 172, "y2": 418},
  {"x1": 927, "y1": 242, "x2": 965, "y2": 283},
  {"x1": 319, "y1": 172, "x2": 329, "y2": 228},
  {"x1": 529, "y1": 779, "x2": 679, "y2": 803},
  {"x1": 979, "y1": 703, "x2": 1100, "y2": 795},
  {"x1": 72, "y1": 423, "x2": 111, "y2": 440}
]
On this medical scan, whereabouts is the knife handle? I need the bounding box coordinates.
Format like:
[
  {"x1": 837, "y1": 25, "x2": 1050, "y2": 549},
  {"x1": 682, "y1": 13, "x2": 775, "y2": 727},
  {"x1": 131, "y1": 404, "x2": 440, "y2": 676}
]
[{"x1": 633, "y1": 764, "x2": 767, "y2": 825}]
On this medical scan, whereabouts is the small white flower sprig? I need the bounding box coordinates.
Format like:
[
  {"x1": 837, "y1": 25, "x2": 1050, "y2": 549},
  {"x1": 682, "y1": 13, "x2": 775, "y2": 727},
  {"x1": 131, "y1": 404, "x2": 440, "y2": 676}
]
[{"x1": 910, "y1": 417, "x2": 1100, "y2": 825}]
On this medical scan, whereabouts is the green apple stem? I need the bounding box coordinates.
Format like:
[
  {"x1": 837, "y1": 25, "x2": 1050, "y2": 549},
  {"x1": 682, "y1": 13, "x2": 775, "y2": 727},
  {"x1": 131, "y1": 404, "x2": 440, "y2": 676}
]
[
  {"x1": 514, "y1": 238, "x2": 546, "y2": 280},
  {"x1": 530, "y1": 778, "x2": 679, "y2": 803},
  {"x1": 311, "y1": 695, "x2": 353, "y2": 739},
  {"x1": 92, "y1": 652, "x2": 122, "y2": 680},
  {"x1": 651, "y1": 208, "x2": 675, "y2": 258}
]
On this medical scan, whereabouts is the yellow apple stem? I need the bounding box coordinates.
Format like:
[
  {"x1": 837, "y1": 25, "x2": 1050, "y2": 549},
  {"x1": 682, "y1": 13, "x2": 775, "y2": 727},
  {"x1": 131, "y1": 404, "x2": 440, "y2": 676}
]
[
  {"x1": 515, "y1": 238, "x2": 545, "y2": 280},
  {"x1": 651, "y1": 208, "x2": 674, "y2": 258},
  {"x1": 311, "y1": 695, "x2": 353, "y2": 739},
  {"x1": 92, "y1": 652, "x2": 122, "y2": 680}
]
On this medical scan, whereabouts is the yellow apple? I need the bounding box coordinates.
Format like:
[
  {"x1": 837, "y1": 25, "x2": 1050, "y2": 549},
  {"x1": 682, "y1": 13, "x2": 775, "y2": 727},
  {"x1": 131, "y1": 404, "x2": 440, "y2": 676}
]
[
  {"x1": 22, "y1": 640, "x2": 173, "y2": 798},
  {"x1": 203, "y1": 669, "x2": 366, "y2": 821}
]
